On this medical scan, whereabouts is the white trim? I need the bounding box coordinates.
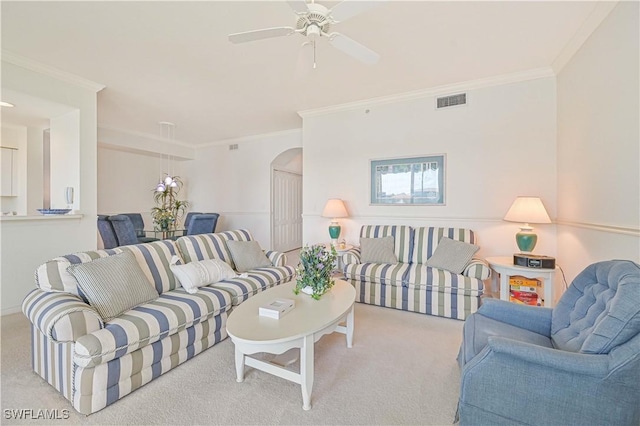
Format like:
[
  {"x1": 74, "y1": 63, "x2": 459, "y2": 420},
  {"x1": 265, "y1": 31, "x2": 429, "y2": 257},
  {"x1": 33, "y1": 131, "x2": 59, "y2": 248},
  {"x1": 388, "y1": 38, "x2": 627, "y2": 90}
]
[
  {"x1": 98, "y1": 125, "x2": 194, "y2": 149},
  {"x1": 0, "y1": 213, "x2": 84, "y2": 222},
  {"x1": 551, "y1": 1, "x2": 618, "y2": 74},
  {"x1": 195, "y1": 128, "x2": 302, "y2": 148},
  {"x1": 555, "y1": 220, "x2": 639, "y2": 237},
  {"x1": 1, "y1": 305, "x2": 22, "y2": 316},
  {"x1": 2, "y1": 50, "x2": 105, "y2": 92},
  {"x1": 221, "y1": 211, "x2": 270, "y2": 216},
  {"x1": 297, "y1": 67, "x2": 555, "y2": 118},
  {"x1": 302, "y1": 214, "x2": 504, "y2": 223}
]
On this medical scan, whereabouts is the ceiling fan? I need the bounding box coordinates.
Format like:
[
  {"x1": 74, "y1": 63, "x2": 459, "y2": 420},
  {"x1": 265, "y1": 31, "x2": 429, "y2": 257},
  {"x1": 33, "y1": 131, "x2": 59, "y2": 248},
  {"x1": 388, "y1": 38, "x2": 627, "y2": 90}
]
[{"x1": 228, "y1": 0, "x2": 380, "y2": 66}]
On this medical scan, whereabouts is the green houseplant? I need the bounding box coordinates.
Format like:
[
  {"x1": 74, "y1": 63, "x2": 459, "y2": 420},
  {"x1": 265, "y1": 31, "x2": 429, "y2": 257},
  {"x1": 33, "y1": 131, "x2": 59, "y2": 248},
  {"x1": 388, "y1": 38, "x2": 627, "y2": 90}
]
[
  {"x1": 151, "y1": 176, "x2": 190, "y2": 232},
  {"x1": 294, "y1": 244, "x2": 338, "y2": 300}
]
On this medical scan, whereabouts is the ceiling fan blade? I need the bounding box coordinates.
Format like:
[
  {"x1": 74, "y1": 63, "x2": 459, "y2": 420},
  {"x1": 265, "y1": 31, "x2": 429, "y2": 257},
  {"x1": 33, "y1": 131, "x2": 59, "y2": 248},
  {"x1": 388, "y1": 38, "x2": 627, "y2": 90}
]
[
  {"x1": 329, "y1": 33, "x2": 380, "y2": 65},
  {"x1": 228, "y1": 27, "x2": 295, "y2": 44},
  {"x1": 329, "y1": 1, "x2": 381, "y2": 23},
  {"x1": 287, "y1": 0, "x2": 309, "y2": 14}
]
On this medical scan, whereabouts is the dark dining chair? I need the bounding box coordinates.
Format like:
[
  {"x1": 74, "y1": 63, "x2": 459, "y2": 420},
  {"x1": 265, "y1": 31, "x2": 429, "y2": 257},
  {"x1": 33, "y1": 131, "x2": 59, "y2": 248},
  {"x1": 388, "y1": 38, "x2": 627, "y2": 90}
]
[
  {"x1": 183, "y1": 212, "x2": 203, "y2": 230},
  {"x1": 186, "y1": 213, "x2": 220, "y2": 235},
  {"x1": 97, "y1": 215, "x2": 118, "y2": 249},
  {"x1": 108, "y1": 215, "x2": 141, "y2": 246},
  {"x1": 121, "y1": 213, "x2": 158, "y2": 243}
]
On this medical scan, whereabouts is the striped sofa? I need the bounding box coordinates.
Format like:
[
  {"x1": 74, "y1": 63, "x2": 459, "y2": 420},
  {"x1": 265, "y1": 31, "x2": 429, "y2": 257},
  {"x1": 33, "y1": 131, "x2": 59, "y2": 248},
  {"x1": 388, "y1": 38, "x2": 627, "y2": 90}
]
[
  {"x1": 22, "y1": 229, "x2": 294, "y2": 415},
  {"x1": 343, "y1": 225, "x2": 490, "y2": 320}
]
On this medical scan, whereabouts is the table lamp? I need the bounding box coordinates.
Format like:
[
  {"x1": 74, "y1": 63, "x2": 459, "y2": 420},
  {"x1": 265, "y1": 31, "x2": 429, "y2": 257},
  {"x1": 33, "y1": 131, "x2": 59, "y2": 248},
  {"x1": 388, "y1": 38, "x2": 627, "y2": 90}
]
[
  {"x1": 321, "y1": 199, "x2": 348, "y2": 246},
  {"x1": 503, "y1": 196, "x2": 551, "y2": 253}
]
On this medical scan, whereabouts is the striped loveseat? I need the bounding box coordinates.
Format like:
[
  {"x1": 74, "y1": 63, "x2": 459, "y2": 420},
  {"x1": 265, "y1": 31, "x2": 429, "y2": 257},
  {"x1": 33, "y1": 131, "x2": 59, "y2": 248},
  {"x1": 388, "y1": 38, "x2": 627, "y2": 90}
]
[
  {"x1": 343, "y1": 225, "x2": 490, "y2": 320},
  {"x1": 22, "y1": 229, "x2": 294, "y2": 415}
]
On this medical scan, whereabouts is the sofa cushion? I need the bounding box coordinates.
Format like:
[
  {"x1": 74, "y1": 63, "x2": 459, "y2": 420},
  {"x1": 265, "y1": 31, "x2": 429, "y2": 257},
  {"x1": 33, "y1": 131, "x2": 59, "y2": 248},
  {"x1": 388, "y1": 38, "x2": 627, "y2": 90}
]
[
  {"x1": 169, "y1": 256, "x2": 237, "y2": 294},
  {"x1": 211, "y1": 266, "x2": 296, "y2": 305},
  {"x1": 412, "y1": 227, "x2": 476, "y2": 265},
  {"x1": 74, "y1": 286, "x2": 233, "y2": 368},
  {"x1": 360, "y1": 236, "x2": 398, "y2": 264},
  {"x1": 344, "y1": 262, "x2": 411, "y2": 287},
  {"x1": 176, "y1": 229, "x2": 254, "y2": 269},
  {"x1": 360, "y1": 225, "x2": 412, "y2": 263},
  {"x1": 404, "y1": 264, "x2": 484, "y2": 295},
  {"x1": 67, "y1": 251, "x2": 160, "y2": 322},
  {"x1": 425, "y1": 237, "x2": 479, "y2": 274},
  {"x1": 226, "y1": 240, "x2": 271, "y2": 272}
]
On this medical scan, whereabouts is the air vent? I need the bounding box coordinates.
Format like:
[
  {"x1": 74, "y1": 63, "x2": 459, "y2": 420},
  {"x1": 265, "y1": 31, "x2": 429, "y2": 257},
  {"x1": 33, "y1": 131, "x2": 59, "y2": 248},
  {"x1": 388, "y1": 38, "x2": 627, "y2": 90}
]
[
  {"x1": 437, "y1": 93, "x2": 467, "y2": 109},
  {"x1": 229, "y1": 144, "x2": 238, "y2": 151}
]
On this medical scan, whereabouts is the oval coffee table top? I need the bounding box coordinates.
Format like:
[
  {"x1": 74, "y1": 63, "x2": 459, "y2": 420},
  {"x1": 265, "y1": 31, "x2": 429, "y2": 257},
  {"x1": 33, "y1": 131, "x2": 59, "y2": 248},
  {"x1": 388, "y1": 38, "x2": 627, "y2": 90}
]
[{"x1": 226, "y1": 279, "x2": 355, "y2": 345}]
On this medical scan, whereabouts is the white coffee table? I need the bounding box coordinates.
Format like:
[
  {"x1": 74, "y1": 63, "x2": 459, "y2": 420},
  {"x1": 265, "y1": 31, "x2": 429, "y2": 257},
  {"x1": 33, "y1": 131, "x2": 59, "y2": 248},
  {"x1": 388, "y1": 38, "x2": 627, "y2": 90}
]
[{"x1": 226, "y1": 279, "x2": 356, "y2": 410}]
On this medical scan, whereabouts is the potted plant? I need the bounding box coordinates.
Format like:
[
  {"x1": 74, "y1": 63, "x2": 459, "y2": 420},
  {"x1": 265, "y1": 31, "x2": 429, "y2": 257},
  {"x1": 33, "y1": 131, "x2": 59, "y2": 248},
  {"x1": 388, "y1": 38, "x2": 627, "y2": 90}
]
[
  {"x1": 294, "y1": 244, "x2": 338, "y2": 300},
  {"x1": 151, "y1": 175, "x2": 190, "y2": 234}
]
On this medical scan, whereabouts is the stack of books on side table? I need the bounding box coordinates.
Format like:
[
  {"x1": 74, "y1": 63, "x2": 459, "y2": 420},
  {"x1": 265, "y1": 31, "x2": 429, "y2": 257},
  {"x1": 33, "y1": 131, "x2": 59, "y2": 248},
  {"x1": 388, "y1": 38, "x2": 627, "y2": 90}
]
[
  {"x1": 259, "y1": 299, "x2": 295, "y2": 319},
  {"x1": 509, "y1": 276, "x2": 542, "y2": 306}
]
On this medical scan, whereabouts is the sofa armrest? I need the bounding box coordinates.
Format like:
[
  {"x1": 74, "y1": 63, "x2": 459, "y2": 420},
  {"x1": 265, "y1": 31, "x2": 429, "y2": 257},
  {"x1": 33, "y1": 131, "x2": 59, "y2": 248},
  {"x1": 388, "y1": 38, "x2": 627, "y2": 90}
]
[
  {"x1": 22, "y1": 289, "x2": 103, "y2": 342},
  {"x1": 342, "y1": 247, "x2": 361, "y2": 265},
  {"x1": 463, "y1": 258, "x2": 491, "y2": 280},
  {"x1": 477, "y1": 298, "x2": 552, "y2": 336},
  {"x1": 265, "y1": 250, "x2": 287, "y2": 267}
]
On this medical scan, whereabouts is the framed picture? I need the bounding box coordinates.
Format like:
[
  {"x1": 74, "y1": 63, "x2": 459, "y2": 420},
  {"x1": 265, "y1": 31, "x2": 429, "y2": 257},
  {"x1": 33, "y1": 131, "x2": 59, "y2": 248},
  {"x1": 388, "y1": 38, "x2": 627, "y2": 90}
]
[{"x1": 370, "y1": 154, "x2": 446, "y2": 205}]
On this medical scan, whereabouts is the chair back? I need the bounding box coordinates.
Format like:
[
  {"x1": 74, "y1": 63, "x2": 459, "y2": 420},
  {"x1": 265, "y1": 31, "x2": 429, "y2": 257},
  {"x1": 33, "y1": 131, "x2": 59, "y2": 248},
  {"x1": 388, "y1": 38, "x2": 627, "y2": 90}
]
[
  {"x1": 97, "y1": 215, "x2": 119, "y2": 249},
  {"x1": 121, "y1": 213, "x2": 146, "y2": 237},
  {"x1": 184, "y1": 212, "x2": 203, "y2": 229},
  {"x1": 108, "y1": 215, "x2": 139, "y2": 246},
  {"x1": 552, "y1": 260, "x2": 640, "y2": 354},
  {"x1": 186, "y1": 213, "x2": 219, "y2": 236}
]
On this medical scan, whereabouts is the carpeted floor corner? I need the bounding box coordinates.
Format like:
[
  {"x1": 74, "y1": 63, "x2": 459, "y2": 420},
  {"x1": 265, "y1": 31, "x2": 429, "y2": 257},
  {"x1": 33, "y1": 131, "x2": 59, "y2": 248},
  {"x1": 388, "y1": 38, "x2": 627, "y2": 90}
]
[{"x1": 1, "y1": 303, "x2": 463, "y2": 425}]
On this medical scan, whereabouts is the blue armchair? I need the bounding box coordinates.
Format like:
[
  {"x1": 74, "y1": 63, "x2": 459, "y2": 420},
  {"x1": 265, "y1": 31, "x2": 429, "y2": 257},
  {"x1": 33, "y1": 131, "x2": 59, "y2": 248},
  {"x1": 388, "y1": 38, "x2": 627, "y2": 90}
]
[
  {"x1": 457, "y1": 260, "x2": 640, "y2": 425},
  {"x1": 186, "y1": 213, "x2": 219, "y2": 235},
  {"x1": 121, "y1": 213, "x2": 158, "y2": 244},
  {"x1": 97, "y1": 215, "x2": 118, "y2": 249}
]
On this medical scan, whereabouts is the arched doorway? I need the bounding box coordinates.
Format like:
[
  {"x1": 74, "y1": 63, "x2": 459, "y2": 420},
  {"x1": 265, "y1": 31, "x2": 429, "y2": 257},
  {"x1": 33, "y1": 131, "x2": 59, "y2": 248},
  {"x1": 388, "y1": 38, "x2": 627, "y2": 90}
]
[{"x1": 271, "y1": 148, "x2": 303, "y2": 253}]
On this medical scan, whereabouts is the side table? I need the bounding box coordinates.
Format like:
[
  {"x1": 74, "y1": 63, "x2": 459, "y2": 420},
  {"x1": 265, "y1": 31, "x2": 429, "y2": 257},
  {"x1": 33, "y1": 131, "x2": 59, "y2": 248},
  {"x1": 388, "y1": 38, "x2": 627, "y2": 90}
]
[
  {"x1": 325, "y1": 243, "x2": 354, "y2": 276},
  {"x1": 486, "y1": 256, "x2": 558, "y2": 308}
]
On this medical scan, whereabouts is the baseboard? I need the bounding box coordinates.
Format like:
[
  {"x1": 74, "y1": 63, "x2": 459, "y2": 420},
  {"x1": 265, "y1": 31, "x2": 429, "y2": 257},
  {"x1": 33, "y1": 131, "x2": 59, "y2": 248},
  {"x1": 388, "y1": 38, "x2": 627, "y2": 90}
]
[{"x1": 2, "y1": 305, "x2": 22, "y2": 316}]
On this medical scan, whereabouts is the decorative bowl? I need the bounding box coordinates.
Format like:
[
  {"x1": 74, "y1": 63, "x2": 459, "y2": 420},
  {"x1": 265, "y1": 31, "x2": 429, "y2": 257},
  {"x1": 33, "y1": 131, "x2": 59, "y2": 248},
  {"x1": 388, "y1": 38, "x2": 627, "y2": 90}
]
[{"x1": 37, "y1": 209, "x2": 72, "y2": 215}]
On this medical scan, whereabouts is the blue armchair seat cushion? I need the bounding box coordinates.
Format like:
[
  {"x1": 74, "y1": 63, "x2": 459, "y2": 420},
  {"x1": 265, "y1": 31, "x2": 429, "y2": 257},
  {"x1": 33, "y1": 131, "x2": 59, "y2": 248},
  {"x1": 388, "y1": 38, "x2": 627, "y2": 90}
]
[{"x1": 459, "y1": 312, "x2": 553, "y2": 367}]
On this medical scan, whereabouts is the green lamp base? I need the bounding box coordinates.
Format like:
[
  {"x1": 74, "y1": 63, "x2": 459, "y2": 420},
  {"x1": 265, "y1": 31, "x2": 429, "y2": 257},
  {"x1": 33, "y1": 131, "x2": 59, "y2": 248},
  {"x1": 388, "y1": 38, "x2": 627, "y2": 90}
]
[
  {"x1": 328, "y1": 223, "x2": 341, "y2": 240},
  {"x1": 516, "y1": 231, "x2": 538, "y2": 253}
]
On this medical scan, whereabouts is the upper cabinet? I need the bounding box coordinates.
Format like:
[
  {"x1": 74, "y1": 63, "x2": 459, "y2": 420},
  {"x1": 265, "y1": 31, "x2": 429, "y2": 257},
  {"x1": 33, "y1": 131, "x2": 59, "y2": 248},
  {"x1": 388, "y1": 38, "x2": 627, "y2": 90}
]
[{"x1": 0, "y1": 146, "x2": 18, "y2": 196}]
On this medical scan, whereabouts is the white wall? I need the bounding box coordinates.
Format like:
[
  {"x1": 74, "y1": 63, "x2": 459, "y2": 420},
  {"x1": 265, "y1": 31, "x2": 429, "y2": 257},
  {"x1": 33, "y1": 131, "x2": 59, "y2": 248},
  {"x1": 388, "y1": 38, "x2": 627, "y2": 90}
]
[
  {"x1": 26, "y1": 126, "x2": 45, "y2": 214},
  {"x1": 301, "y1": 76, "x2": 558, "y2": 259},
  {"x1": 50, "y1": 110, "x2": 80, "y2": 209},
  {"x1": 0, "y1": 126, "x2": 27, "y2": 214},
  {"x1": 97, "y1": 146, "x2": 187, "y2": 227},
  {"x1": 185, "y1": 130, "x2": 302, "y2": 249},
  {"x1": 557, "y1": 2, "x2": 640, "y2": 281},
  {"x1": 0, "y1": 60, "x2": 101, "y2": 315}
]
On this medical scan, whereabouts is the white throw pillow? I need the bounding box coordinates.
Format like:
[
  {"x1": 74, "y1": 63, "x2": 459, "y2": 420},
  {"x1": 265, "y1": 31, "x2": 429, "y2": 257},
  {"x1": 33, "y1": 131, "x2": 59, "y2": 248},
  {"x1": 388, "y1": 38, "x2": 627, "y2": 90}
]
[
  {"x1": 425, "y1": 237, "x2": 479, "y2": 274},
  {"x1": 170, "y1": 256, "x2": 237, "y2": 294}
]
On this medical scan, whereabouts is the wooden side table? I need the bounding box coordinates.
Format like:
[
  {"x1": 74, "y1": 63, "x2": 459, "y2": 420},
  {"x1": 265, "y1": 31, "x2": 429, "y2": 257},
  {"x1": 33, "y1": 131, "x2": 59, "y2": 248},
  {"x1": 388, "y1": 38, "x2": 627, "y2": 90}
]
[{"x1": 486, "y1": 256, "x2": 558, "y2": 307}]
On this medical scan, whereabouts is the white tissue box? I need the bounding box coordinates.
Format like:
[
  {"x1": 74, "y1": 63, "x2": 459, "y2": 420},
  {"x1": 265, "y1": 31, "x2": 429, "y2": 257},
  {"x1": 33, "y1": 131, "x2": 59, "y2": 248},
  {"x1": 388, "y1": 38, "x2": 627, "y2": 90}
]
[{"x1": 259, "y1": 298, "x2": 295, "y2": 319}]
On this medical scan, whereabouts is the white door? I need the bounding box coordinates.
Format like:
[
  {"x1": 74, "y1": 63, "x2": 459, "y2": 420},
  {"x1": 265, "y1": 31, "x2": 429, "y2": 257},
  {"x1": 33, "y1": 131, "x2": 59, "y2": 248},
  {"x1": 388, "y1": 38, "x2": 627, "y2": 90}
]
[{"x1": 272, "y1": 170, "x2": 302, "y2": 253}]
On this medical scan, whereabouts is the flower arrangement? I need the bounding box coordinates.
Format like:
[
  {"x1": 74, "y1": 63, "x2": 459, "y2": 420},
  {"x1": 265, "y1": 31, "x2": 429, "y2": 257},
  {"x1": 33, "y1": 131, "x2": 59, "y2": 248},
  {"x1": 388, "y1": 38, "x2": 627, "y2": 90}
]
[
  {"x1": 294, "y1": 244, "x2": 338, "y2": 300},
  {"x1": 151, "y1": 176, "x2": 189, "y2": 231}
]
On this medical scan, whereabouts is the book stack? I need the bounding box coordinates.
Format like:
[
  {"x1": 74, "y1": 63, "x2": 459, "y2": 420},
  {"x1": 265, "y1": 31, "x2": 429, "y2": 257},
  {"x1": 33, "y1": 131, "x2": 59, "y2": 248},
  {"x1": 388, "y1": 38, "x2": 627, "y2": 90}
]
[
  {"x1": 509, "y1": 276, "x2": 542, "y2": 306},
  {"x1": 259, "y1": 298, "x2": 295, "y2": 319}
]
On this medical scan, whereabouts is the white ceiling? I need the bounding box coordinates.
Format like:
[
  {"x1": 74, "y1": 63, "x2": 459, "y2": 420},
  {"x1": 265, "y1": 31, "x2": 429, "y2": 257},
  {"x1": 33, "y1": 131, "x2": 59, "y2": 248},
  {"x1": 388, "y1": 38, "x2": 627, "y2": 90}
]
[{"x1": 1, "y1": 1, "x2": 601, "y2": 146}]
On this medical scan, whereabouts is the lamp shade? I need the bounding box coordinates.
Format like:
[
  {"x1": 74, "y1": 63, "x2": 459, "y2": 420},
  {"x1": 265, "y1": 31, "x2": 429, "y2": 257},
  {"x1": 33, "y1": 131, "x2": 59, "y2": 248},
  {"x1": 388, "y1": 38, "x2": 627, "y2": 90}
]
[
  {"x1": 322, "y1": 199, "x2": 348, "y2": 219},
  {"x1": 503, "y1": 197, "x2": 551, "y2": 224}
]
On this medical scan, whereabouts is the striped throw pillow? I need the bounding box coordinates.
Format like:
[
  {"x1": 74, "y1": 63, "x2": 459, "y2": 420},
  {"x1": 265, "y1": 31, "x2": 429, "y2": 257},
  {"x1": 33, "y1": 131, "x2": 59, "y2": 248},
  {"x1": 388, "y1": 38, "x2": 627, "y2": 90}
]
[
  {"x1": 67, "y1": 251, "x2": 159, "y2": 322},
  {"x1": 360, "y1": 236, "x2": 398, "y2": 264},
  {"x1": 425, "y1": 237, "x2": 479, "y2": 274}
]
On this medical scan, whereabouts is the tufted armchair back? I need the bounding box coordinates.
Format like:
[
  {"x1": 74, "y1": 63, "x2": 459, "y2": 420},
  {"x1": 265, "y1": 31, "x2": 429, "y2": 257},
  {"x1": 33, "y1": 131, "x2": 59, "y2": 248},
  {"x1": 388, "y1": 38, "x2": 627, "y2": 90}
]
[{"x1": 551, "y1": 260, "x2": 640, "y2": 354}]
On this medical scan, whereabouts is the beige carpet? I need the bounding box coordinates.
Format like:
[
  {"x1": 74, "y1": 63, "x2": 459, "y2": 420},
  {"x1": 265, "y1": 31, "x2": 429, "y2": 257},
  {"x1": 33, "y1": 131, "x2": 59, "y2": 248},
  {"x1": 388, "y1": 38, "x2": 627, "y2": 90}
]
[{"x1": 1, "y1": 302, "x2": 463, "y2": 425}]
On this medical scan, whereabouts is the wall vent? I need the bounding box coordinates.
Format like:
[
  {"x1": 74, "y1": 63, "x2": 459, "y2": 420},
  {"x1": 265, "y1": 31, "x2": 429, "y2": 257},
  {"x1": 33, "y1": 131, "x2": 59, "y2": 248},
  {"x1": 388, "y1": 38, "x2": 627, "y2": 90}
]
[
  {"x1": 437, "y1": 93, "x2": 467, "y2": 109},
  {"x1": 229, "y1": 144, "x2": 239, "y2": 151}
]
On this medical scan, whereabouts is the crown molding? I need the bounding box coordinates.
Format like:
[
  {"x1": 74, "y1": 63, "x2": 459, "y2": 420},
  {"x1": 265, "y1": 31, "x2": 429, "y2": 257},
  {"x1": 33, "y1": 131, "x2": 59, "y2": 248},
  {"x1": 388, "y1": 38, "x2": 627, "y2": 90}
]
[
  {"x1": 555, "y1": 219, "x2": 639, "y2": 237},
  {"x1": 98, "y1": 125, "x2": 193, "y2": 148},
  {"x1": 298, "y1": 67, "x2": 555, "y2": 118},
  {"x1": 195, "y1": 128, "x2": 302, "y2": 148},
  {"x1": 551, "y1": 1, "x2": 618, "y2": 74},
  {"x1": 2, "y1": 51, "x2": 105, "y2": 93}
]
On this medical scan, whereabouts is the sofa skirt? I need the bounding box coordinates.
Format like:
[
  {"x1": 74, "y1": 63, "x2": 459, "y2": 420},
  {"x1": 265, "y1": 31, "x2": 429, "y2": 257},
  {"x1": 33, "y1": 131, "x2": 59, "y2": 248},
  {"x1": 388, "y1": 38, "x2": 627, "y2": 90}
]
[
  {"x1": 31, "y1": 312, "x2": 228, "y2": 415},
  {"x1": 351, "y1": 280, "x2": 480, "y2": 320}
]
